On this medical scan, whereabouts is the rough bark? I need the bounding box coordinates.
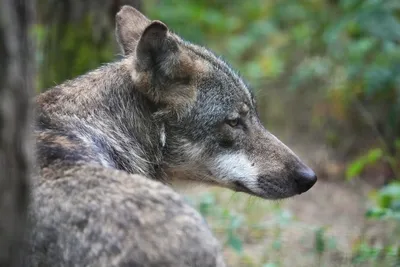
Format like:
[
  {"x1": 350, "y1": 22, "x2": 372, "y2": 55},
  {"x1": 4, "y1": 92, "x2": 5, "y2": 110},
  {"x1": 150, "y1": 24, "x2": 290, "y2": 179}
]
[{"x1": 0, "y1": 0, "x2": 35, "y2": 266}]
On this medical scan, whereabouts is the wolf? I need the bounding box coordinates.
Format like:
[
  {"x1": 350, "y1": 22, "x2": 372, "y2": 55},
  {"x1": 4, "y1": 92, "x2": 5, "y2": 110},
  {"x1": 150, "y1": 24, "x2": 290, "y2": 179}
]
[{"x1": 30, "y1": 5, "x2": 317, "y2": 267}]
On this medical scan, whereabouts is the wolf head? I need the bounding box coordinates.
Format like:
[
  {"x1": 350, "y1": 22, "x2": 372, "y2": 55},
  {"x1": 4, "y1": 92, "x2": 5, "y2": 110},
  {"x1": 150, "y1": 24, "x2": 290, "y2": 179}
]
[{"x1": 116, "y1": 6, "x2": 316, "y2": 199}]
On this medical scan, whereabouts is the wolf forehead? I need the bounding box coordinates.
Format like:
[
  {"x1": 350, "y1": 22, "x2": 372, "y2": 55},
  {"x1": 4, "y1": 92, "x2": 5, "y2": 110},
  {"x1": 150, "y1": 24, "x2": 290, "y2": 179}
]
[
  {"x1": 170, "y1": 38, "x2": 256, "y2": 105},
  {"x1": 198, "y1": 55, "x2": 254, "y2": 104}
]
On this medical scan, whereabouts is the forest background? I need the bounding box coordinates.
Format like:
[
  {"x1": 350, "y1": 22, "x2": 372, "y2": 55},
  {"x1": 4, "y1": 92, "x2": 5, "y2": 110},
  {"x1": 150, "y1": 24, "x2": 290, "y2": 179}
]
[{"x1": 33, "y1": 0, "x2": 400, "y2": 266}]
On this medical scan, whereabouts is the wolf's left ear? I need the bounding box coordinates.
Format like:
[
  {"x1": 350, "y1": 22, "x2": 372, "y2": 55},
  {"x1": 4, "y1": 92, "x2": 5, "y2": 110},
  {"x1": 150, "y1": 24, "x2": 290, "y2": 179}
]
[{"x1": 116, "y1": 6, "x2": 150, "y2": 55}]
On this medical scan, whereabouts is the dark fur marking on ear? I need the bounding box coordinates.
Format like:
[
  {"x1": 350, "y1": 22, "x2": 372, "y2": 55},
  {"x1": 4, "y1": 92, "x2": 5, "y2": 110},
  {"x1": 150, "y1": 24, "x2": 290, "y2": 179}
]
[{"x1": 136, "y1": 21, "x2": 171, "y2": 72}]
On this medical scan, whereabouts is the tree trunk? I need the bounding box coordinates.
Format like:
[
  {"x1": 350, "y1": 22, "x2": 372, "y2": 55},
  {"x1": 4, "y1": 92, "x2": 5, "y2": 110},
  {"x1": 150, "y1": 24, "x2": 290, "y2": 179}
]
[{"x1": 0, "y1": 0, "x2": 35, "y2": 266}]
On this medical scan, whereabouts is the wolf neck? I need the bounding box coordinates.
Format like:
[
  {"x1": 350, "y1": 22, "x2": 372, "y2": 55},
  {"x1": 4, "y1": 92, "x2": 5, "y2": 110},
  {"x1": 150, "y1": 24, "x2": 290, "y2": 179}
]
[{"x1": 36, "y1": 59, "x2": 164, "y2": 179}]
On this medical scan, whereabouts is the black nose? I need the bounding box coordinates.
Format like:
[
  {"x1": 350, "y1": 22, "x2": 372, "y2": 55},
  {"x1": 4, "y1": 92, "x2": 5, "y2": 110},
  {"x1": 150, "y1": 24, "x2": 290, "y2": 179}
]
[{"x1": 294, "y1": 167, "x2": 317, "y2": 194}]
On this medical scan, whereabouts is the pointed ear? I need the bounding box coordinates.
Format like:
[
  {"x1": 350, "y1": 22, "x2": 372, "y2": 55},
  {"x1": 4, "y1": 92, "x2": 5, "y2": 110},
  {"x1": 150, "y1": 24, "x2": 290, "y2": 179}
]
[
  {"x1": 134, "y1": 21, "x2": 199, "y2": 119},
  {"x1": 136, "y1": 21, "x2": 176, "y2": 72},
  {"x1": 115, "y1": 6, "x2": 150, "y2": 55}
]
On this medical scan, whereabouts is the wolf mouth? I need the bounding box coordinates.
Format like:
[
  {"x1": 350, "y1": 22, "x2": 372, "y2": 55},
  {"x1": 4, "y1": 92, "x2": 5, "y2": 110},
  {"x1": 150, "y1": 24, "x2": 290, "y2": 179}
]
[{"x1": 233, "y1": 180, "x2": 254, "y2": 194}]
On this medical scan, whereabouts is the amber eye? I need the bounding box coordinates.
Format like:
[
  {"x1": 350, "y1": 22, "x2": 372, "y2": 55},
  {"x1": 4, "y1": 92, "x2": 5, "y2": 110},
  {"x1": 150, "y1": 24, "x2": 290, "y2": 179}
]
[{"x1": 226, "y1": 118, "x2": 240, "y2": 127}]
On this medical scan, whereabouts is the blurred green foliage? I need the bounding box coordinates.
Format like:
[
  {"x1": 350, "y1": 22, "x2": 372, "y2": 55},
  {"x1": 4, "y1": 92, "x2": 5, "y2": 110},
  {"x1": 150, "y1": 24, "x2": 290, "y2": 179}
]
[
  {"x1": 346, "y1": 148, "x2": 384, "y2": 180},
  {"x1": 35, "y1": 17, "x2": 115, "y2": 90},
  {"x1": 192, "y1": 188, "x2": 399, "y2": 266},
  {"x1": 35, "y1": 2, "x2": 116, "y2": 90}
]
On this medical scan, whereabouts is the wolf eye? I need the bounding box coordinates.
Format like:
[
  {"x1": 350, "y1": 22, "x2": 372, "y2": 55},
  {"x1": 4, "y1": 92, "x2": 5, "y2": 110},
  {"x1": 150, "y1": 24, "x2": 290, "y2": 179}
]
[{"x1": 226, "y1": 118, "x2": 240, "y2": 127}]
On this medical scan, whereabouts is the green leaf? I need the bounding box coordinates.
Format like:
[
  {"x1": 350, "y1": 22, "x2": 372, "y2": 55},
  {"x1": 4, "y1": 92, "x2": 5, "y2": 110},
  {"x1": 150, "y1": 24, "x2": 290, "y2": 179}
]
[
  {"x1": 358, "y1": 10, "x2": 400, "y2": 42},
  {"x1": 230, "y1": 215, "x2": 243, "y2": 230},
  {"x1": 198, "y1": 193, "x2": 216, "y2": 216},
  {"x1": 377, "y1": 194, "x2": 393, "y2": 209},
  {"x1": 314, "y1": 228, "x2": 326, "y2": 254},
  {"x1": 327, "y1": 237, "x2": 337, "y2": 250},
  {"x1": 278, "y1": 209, "x2": 293, "y2": 226},
  {"x1": 379, "y1": 182, "x2": 400, "y2": 197},
  {"x1": 366, "y1": 148, "x2": 383, "y2": 163},
  {"x1": 227, "y1": 233, "x2": 243, "y2": 253},
  {"x1": 346, "y1": 148, "x2": 383, "y2": 180},
  {"x1": 391, "y1": 199, "x2": 400, "y2": 212},
  {"x1": 272, "y1": 240, "x2": 281, "y2": 251},
  {"x1": 346, "y1": 158, "x2": 366, "y2": 180},
  {"x1": 364, "y1": 67, "x2": 393, "y2": 96},
  {"x1": 365, "y1": 207, "x2": 388, "y2": 219}
]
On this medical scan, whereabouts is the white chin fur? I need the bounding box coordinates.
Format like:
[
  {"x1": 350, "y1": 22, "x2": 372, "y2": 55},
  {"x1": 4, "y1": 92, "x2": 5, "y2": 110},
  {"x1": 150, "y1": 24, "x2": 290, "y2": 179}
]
[{"x1": 213, "y1": 152, "x2": 260, "y2": 192}]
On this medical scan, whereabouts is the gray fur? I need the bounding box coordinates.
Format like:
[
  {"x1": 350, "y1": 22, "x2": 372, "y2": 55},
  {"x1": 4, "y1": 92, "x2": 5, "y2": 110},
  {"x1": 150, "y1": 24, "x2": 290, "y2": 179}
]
[
  {"x1": 31, "y1": 5, "x2": 317, "y2": 266},
  {"x1": 28, "y1": 164, "x2": 224, "y2": 267}
]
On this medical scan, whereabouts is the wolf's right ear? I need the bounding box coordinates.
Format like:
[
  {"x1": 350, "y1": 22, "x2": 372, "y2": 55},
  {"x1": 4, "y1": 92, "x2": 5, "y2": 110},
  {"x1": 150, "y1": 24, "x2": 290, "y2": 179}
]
[
  {"x1": 135, "y1": 21, "x2": 172, "y2": 71},
  {"x1": 116, "y1": 6, "x2": 150, "y2": 55},
  {"x1": 134, "y1": 21, "x2": 199, "y2": 119}
]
